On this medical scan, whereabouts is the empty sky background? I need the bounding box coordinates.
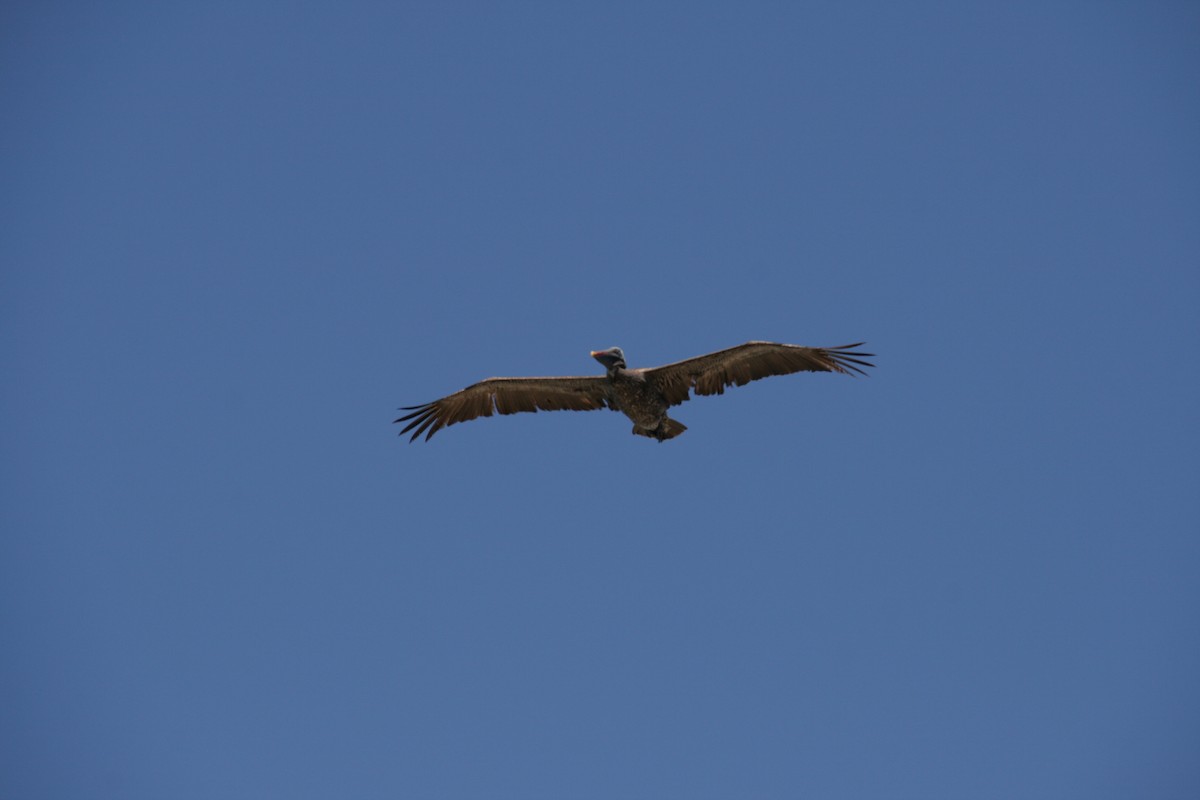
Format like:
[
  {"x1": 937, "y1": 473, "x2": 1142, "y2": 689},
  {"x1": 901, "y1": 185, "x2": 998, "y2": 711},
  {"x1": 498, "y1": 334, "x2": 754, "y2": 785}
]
[{"x1": 3, "y1": 2, "x2": 1198, "y2": 798}]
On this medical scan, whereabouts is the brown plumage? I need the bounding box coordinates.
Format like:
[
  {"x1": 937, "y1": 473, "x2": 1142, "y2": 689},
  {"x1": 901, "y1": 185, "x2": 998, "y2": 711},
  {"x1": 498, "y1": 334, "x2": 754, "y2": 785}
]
[{"x1": 395, "y1": 341, "x2": 873, "y2": 442}]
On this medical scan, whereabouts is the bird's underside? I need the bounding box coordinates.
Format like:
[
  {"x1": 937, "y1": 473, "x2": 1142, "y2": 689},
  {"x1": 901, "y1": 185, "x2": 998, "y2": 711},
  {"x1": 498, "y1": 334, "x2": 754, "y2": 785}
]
[{"x1": 395, "y1": 341, "x2": 873, "y2": 442}]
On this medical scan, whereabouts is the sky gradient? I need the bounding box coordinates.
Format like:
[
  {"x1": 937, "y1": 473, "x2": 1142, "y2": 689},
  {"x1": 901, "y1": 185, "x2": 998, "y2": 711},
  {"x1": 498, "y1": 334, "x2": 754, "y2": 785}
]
[{"x1": 3, "y1": 3, "x2": 1199, "y2": 798}]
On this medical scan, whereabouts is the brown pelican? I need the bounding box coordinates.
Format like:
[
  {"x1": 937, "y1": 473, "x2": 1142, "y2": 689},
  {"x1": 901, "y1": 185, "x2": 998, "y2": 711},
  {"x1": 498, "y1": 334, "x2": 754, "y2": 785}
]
[{"x1": 396, "y1": 341, "x2": 873, "y2": 442}]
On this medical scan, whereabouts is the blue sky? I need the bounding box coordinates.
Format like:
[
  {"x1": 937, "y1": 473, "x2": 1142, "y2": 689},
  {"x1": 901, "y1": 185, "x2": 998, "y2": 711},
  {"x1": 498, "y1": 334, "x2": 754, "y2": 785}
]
[{"x1": 2, "y1": 2, "x2": 1198, "y2": 797}]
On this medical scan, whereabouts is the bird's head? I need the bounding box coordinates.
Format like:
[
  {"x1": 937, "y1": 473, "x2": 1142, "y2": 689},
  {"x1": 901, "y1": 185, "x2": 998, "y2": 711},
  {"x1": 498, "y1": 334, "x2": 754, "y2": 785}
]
[{"x1": 590, "y1": 347, "x2": 626, "y2": 371}]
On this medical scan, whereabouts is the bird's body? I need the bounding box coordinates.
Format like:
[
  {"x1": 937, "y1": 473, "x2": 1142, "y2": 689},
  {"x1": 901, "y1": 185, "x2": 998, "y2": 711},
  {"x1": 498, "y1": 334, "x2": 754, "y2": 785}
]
[
  {"x1": 395, "y1": 341, "x2": 873, "y2": 442},
  {"x1": 601, "y1": 356, "x2": 687, "y2": 440}
]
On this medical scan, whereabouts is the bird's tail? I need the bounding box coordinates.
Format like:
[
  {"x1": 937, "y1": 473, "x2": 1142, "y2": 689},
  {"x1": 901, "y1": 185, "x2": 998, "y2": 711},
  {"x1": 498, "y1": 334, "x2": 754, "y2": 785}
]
[
  {"x1": 633, "y1": 418, "x2": 688, "y2": 441},
  {"x1": 658, "y1": 418, "x2": 687, "y2": 440}
]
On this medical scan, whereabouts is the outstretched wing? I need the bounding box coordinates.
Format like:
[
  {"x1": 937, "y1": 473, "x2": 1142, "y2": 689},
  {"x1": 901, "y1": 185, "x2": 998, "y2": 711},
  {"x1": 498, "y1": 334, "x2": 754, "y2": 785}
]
[
  {"x1": 395, "y1": 376, "x2": 613, "y2": 442},
  {"x1": 642, "y1": 341, "x2": 874, "y2": 407}
]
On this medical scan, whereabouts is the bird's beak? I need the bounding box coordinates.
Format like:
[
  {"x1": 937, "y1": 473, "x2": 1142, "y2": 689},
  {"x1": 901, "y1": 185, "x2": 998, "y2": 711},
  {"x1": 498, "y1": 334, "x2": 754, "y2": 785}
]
[{"x1": 590, "y1": 350, "x2": 601, "y2": 357}]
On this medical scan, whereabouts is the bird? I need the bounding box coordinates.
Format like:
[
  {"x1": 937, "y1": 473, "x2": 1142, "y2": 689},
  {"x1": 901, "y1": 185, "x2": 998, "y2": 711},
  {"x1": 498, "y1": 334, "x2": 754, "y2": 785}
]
[{"x1": 395, "y1": 341, "x2": 874, "y2": 442}]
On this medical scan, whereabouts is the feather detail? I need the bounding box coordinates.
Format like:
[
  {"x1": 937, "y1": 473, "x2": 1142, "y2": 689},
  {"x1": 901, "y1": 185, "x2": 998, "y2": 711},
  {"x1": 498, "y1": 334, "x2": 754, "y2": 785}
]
[
  {"x1": 395, "y1": 376, "x2": 612, "y2": 442},
  {"x1": 642, "y1": 342, "x2": 874, "y2": 407}
]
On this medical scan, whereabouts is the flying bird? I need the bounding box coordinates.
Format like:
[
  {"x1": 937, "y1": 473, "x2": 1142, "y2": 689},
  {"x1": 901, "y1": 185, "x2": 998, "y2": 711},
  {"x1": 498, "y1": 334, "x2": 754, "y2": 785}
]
[{"x1": 395, "y1": 341, "x2": 874, "y2": 442}]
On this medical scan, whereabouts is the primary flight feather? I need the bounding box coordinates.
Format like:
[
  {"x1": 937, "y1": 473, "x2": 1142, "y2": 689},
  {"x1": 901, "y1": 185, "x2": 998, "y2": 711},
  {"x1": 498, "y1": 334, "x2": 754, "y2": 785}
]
[{"x1": 395, "y1": 341, "x2": 874, "y2": 442}]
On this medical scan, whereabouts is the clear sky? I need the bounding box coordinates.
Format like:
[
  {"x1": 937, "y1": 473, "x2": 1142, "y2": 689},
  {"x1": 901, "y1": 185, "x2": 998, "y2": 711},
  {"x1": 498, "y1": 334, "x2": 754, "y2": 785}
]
[{"x1": 2, "y1": 2, "x2": 1198, "y2": 798}]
